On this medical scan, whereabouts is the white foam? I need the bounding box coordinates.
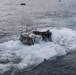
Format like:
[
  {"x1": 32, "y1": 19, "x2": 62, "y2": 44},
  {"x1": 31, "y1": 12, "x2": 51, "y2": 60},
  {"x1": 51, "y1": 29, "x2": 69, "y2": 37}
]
[
  {"x1": 51, "y1": 28, "x2": 76, "y2": 51},
  {"x1": 0, "y1": 28, "x2": 76, "y2": 73}
]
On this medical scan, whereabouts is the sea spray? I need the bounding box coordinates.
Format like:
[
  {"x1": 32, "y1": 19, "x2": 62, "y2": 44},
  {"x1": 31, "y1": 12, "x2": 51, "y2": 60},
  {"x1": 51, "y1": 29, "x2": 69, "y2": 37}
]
[{"x1": 0, "y1": 28, "x2": 76, "y2": 74}]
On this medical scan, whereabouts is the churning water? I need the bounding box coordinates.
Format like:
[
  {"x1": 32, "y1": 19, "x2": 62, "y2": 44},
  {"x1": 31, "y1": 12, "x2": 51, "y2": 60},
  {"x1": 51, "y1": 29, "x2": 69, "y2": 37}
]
[
  {"x1": 0, "y1": 0, "x2": 76, "y2": 75},
  {"x1": 0, "y1": 28, "x2": 76, "y2": 74}
]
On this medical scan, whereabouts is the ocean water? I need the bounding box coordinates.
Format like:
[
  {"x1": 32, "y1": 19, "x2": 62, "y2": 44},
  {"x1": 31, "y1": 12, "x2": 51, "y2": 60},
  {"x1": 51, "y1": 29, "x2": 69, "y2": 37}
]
[{"x1": 0, "y1": 0, "x2": 76, "y2": 75}]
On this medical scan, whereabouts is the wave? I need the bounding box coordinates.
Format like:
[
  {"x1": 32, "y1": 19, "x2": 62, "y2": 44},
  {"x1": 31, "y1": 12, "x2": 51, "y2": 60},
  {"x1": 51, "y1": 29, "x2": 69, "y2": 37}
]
[{"x1": 0, "y1": 28, "x2": 76, "y2": 74}]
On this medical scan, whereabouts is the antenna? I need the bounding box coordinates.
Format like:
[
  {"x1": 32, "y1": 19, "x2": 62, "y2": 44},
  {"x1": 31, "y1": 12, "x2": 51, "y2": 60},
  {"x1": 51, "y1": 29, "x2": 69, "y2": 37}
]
[{"x1": 21, "y1": 22, "x2": 23, "y2": 35}]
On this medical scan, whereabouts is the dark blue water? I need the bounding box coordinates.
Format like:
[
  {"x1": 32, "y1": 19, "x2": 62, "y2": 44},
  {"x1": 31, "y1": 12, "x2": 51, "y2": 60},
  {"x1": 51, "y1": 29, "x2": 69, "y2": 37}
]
[{"x1": 12, "y1": 52, "x2": 76, "y2": 75}]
